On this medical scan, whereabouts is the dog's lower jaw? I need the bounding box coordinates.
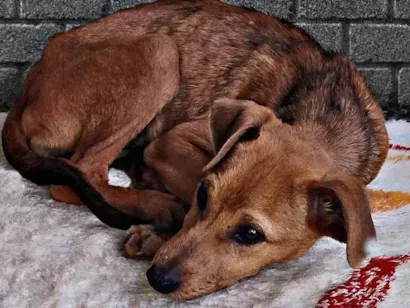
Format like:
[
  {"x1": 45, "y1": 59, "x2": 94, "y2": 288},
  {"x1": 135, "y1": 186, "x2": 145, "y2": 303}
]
[{"x1": 168, "y1": 284, "x2": 225, "y2": 301}]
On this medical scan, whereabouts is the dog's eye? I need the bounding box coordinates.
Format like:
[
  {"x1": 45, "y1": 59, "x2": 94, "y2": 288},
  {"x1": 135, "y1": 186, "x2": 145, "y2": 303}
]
[
  {"x1": 232, "y1": 225, "x2": 265, "y2": 245},
  {"x1": 197, "y1": 181, "x2": 208, "y2": 212}
]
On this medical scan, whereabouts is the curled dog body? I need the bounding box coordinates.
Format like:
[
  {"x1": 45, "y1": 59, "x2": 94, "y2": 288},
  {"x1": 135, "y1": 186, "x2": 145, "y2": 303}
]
[{"x1": 2, "y1": 0, "x2": 388, "y2": 300}]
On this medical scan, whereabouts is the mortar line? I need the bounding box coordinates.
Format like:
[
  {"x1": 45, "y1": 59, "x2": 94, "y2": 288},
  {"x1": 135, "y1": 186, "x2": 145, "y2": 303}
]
[{"x1": 342, "y1": 22, "x2": 350, "y2": 57}]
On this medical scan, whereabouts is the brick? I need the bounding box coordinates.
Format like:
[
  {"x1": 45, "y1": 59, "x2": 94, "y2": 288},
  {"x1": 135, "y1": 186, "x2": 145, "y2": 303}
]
[
  {"x1": 111, "y1": 0, "x2": 155, "y2": 12},
  {"x1": 394, "y1": 0, "x2": 410, "y2": 18},
  {"x1": 222, "y1": 0, "x2": 293, "y2": 19},
  {"x1": 21, "y1": 0, "x2": 108, "y2": 19},
  {"x1": 298, "y1": 0, "x2": 387, "y2": 19},
  {"x1": 350, "y1": 25, "x2": 410, "y2": 63},
  {"x1": 296, "y1": 23, "x2": 343, "y2": 52},
  {"x1": 0, "y1": 68, "x2": 21, "y2": 111},
  {"x1": 0, "y1": 24, "x2": 61, "y2": 62},
  {"x1": 398, "y1": 68, "x2": 410, "y2": 115},
  {"x1": 0, "y1": 0, "x2": 14, "y2": 18},
  {"x1": 358, "y1": 68, "x2": 393, "y2": 110}
]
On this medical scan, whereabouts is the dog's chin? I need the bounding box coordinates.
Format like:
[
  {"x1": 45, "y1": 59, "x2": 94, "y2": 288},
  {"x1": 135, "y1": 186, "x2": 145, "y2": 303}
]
[{"x1": 165, "y1": 270, "x2": 262, "y2": 300}]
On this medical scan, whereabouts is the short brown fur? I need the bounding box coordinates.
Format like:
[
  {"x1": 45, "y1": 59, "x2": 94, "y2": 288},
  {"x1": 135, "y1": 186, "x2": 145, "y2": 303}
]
[{"x1": 2, "y1": 0, "x2": 388, "y2": 300}]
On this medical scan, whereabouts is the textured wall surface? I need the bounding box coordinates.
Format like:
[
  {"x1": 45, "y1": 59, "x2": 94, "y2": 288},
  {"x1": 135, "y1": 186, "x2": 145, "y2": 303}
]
[{"x1": 0, "y1": 0, "x2": 409, "y2": 119}]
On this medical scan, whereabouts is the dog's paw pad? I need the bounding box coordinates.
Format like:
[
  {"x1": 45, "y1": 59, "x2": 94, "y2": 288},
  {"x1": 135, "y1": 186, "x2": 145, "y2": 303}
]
[{"x1": 123, "y1": 225, "x2": 164, "y2": 260}]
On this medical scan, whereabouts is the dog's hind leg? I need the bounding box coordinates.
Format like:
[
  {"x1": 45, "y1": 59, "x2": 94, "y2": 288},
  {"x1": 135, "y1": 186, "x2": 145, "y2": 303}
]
[{"x1": 45, "y1": 35, "x2": 185, "y2": 230}]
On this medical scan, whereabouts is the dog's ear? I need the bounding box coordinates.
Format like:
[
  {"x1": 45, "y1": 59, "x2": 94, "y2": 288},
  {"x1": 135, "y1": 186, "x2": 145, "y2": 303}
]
[
  {"x1": 203, "y1": 98, "x2": 272, "y2": 172},
  {"x1": 307, "y1": 170, "x2": 376, "y2": 268}
]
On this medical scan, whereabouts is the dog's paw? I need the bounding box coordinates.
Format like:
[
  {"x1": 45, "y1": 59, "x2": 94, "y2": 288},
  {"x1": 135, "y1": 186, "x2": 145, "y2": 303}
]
[{"x1": 123, "y1": 225, "x2": 164, "y2": 260}]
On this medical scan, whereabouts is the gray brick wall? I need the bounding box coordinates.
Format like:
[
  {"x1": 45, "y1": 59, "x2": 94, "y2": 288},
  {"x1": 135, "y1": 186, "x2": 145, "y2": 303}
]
[{"x1": 0, "y1": 0, "x2": 409, "y2": 119}]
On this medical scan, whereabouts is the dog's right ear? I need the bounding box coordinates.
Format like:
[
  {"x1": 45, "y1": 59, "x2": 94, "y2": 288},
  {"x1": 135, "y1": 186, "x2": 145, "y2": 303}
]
[{"x1": 203, "y1": 98, "x2": 272, "y2": 172}]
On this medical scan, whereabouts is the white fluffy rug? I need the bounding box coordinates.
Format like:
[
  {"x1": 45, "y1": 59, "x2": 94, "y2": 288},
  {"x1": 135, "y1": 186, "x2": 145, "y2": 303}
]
[{"x1": 1, "y1": 112, "x2": 410, "y2": 308}]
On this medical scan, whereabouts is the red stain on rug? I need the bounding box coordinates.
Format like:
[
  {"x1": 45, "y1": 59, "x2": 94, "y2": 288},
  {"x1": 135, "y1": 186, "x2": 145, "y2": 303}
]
[
  {"x1": 389, "y1": 144, "x2": 410, "y2": 151},
  {"x1": 317, "y1": 254, "x2": 410, "y2": 307}
]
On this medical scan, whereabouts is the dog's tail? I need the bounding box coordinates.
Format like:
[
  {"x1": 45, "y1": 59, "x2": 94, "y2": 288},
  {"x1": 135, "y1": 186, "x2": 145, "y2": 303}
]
[{"x1": 1, "y1": 96, "x2": 143, "y2": 230}]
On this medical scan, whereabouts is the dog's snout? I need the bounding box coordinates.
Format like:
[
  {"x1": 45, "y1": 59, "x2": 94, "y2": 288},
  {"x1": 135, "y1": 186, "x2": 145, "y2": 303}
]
[{"x1": 147, "y1": 264, "x2": 181, "y2": 294}]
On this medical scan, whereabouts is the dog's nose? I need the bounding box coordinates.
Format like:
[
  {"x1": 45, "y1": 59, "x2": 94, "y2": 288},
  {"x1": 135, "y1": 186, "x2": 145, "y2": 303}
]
[{"x1": 146, "y1": 264, "x2": 181, "y2": 294}]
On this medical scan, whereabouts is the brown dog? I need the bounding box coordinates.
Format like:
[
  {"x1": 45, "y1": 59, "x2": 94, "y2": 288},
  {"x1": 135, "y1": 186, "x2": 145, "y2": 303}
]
[{"x1": 2, "y1": 0, "x2": 388, "y2": 300}]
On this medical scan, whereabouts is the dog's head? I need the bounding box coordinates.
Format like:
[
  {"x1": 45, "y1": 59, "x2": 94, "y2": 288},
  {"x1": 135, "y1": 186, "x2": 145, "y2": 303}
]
[{"x1": 147, "y1": 98, "x2": 375, "y2": 299}]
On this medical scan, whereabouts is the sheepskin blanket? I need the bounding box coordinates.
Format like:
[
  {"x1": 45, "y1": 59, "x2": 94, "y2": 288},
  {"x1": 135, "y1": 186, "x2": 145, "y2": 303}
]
[{"x1": 0, "y1": 112, "x2": 410, "y2": 308}]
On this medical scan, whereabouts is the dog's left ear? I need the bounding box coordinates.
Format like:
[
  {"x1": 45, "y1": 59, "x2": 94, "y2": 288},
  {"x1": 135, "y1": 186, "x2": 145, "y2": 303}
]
[
  {"x1": 307, "y1": 170, "x2": 376, "y2": 268},
  {"x1": 203, "y1": 98, "x2": 272, "y2": 172}
]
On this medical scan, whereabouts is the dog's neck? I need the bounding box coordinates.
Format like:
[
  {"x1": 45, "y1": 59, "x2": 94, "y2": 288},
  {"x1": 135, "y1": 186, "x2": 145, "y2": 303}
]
[
  {"x1": 237, "y1": 48, "x2": 379, "y2": 183},
  {"x1": 291, "y1": 119, "x2": 373, "y2": 184},
  {"x1": 237, "y1": 42, "x2": 330, "y2": 110}
]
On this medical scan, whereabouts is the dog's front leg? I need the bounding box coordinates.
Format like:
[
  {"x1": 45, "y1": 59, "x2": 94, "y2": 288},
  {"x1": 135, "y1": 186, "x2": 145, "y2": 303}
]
[
  {"x1": 123, "y1": 119, "x2": 214, "y2": 259},
  {"x1": 144, "y1": 118, "x2": 214, "y2": 204}
]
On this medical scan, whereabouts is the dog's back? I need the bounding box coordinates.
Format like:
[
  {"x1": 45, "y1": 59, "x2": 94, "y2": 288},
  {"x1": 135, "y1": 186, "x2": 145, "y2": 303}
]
[{"x1": 65, "y1": 0, "x2": 315, "y2": 119}]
